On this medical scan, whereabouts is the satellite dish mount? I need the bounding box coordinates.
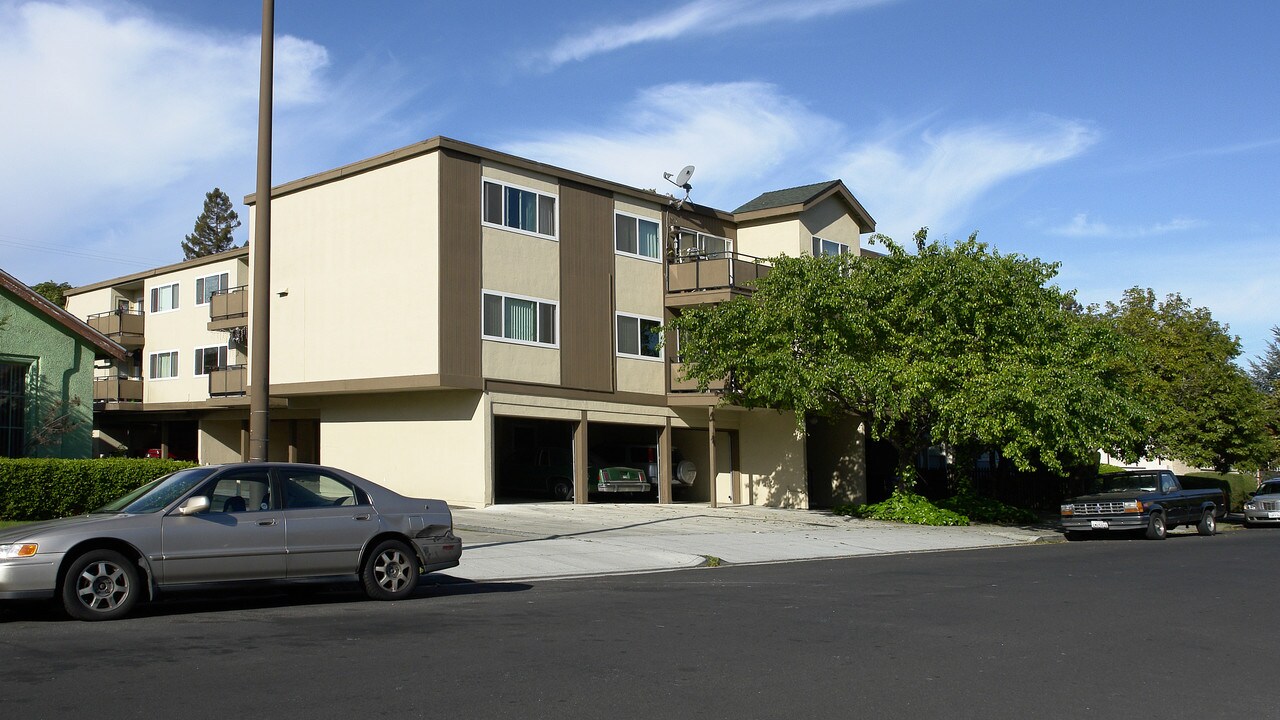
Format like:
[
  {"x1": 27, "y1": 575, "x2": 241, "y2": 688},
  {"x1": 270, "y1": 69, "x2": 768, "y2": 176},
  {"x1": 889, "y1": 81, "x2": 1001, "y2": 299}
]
[{"x1": 663, "y1": 165, "x2": 695, "y2": 209}]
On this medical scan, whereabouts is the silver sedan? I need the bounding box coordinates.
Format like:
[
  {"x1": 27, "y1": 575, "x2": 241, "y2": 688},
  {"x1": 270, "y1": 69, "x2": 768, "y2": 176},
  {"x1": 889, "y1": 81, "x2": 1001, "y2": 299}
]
[
  {"x1": 1244, "y1": 479, "x2": 1280, "y2": 528},
  {"x1": 0, "y1": 462, "x2": 462, "y2": 620}
]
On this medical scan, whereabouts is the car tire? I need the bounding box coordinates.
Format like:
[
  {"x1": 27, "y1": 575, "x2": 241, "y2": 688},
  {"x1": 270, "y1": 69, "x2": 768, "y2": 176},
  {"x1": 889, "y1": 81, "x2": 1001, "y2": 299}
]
[
  {"x1": 361, "y1": 539, "x2": 419, "y2": 601},
  {"x1": 551, "y1": 479, "x2": 574, "y2": 502},
  {"x1": 1145, "y1": 512, "x2": 1168, "y2": 540},
  {"x1": 61, "y1": 549, "x2": 140, "y2": 621},
  {"x1": 1197, "y1": 509, "x2": 1216, "y2": 536}
]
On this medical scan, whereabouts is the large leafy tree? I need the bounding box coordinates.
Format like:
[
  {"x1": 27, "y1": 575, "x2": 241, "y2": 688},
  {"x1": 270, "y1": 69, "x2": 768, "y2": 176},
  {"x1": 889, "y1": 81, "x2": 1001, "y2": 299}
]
[
  {"x1": 670, "y1": 230, "x2": 1144, "y2": 491},
  {"x1": 1249, "y1": 327, "x2": 1280, "y2": 471},
  {"x1": 31, "y1": 280, "x2": 72, "y2": 307},
  {"x1": 182, "y1": 187, "x2": 241, "y2": 259},
  {"x1": 1103, "y1": 289, "x2": 1274, "y2": 472}
]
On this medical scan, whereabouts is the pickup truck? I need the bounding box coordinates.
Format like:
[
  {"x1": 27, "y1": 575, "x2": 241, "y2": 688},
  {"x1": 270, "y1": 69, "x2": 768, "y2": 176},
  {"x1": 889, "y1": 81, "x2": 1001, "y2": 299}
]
[{"x1": 1060, "y1": 469, "x2": 1225, "y2": 540}]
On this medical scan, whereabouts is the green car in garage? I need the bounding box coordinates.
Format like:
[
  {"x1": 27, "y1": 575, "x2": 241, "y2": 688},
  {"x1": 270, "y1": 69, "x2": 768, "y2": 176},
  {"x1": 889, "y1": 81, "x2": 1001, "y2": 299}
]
[{"x1": 499, "y1": 447, "x2": 650, "y2": 501}]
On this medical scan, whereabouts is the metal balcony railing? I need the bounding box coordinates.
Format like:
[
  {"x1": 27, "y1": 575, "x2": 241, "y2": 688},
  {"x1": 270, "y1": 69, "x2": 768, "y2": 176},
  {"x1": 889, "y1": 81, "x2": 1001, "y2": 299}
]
[
  {"x1": 666, "y1": 250, "x2": 770, "y2": 294},
  {"x1": 208, "y1": 364, "x2": 247, "y2": 397},
  {"x1": 87, "y1": 309, "x2": 145, "y2": 347},
  {"x1": 94, "y1": 375, "x2": 143, "y2": 403}
]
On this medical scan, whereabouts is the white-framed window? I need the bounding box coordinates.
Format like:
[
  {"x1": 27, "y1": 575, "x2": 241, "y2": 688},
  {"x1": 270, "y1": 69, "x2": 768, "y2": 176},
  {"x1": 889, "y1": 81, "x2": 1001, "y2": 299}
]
[
  {"x1": 674, "y1": 228, "x2": 732, "y2": 258},
  {"x1": 482, "y1": 291, "x2": 558, "y2": 347},
  {"x1": 150, "y1": 283, "x2": 179, "y2": 313},
  {"x1": 482, "y1": 180, "x2": 557, "y2": 239},
  {"x1": 193, "y1": 345, "x2": 229, "y2": 376},
  {"x1": 148, "y1": 350, "x2": 179, "y2": 380},
  {"x1": 615, "y1": 212, "x2": 661, "y2": 261},
  {"x1": 812, "y1": 236, "x2": 850, "y2": 257},
  {"x1": 616, "y1": 313, "x2": 663, "y2": 360},
  {"x1": 196, "y1": 273, "x2": 230, "y2": 305}
]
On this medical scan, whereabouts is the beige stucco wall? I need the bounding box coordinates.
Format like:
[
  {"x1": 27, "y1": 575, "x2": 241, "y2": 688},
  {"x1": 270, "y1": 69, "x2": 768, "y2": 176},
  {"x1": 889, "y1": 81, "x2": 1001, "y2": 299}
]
[
  {"x1": 199, "y1": 417, "x2": 244, "y2": 464},
  {"x1": 735, "y1": 217, "x2": 806, "y2": 260},
  {"x1": 482, "y1": 340, "x2": 560, "y2": 385},
  {"x1": 319, "y1": 390, "x2": 488, "y2": 507},
  {"x1": 806, "y1": 415, "x2": 867, "y2": 507},
  {"x1": 254, "y1": 151, "x2": 441, "y2": 386},
  {"x1": 136, "y1": 256, "x2": 247, "y2": 404},
  {"x1": 803, "y1": 197, "x2": 863, "y2": 249},
  {"x1": 738, "y1": 409, "x2": 808, "y2": 508},
  {"x1": 482, "y1": 230, "x2": 560, "y2": 301}
]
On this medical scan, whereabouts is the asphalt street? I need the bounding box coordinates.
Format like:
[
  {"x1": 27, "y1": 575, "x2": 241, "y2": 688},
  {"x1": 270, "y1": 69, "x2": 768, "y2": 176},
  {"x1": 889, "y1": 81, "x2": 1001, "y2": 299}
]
[{"x1": 2, "y1": 529, "x2": 1277, "y2": 720}]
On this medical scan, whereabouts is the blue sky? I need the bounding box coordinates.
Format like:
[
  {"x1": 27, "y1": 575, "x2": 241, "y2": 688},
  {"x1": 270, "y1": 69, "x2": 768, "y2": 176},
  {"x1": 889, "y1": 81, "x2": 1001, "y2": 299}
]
[{"x1": 1, "y1": 0, "x2": 1276, "y2": 360}]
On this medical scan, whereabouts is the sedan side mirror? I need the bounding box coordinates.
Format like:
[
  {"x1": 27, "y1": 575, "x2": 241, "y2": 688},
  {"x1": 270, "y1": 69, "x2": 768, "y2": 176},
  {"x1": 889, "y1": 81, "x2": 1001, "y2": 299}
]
[{"x1": 177, "y1": 496, "x2": 210, "y2": 516}]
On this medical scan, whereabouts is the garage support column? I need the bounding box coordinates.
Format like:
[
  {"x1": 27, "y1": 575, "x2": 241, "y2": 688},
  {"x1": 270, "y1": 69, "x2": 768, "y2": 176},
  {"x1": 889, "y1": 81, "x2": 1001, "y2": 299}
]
[
  {"x1": 160, "y1": 422, "x2": 170, "y2": 460},
  {"x1": 573, "y1": 412, "x2": 588, "y2": 504},
  {"x1": 288, "y1": 420, "x2": 298, "y2": 463},
  {"x1": 708, "y1": 406, "x2": 717, "y2": 508},
  {"x1": 658, "y1": 419, "x2": 672, "y2": 504}
]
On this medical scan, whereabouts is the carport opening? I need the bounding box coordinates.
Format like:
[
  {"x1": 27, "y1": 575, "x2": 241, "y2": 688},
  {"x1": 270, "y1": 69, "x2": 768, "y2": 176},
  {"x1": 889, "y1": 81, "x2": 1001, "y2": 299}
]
[
  {"x1": 587, "y1": 423, "x2": 661, "y2": 504},
  {"x1": 493, "y1": 417, "x2": 574, "y2": 503}
]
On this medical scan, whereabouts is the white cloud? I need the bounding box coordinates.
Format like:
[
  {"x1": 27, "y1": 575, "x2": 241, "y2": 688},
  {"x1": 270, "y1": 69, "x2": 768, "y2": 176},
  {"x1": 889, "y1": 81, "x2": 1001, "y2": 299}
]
[
  {"x1": 1049, "y1": 212, "x2": 1201, "y2": 238},
  {"x1": 829, "y1": 117, "x2": 1098, "y2": 242},
  {"x1": 534, "y1": 0, "x2": 895, "y2": 70},
  {"x1": 0, "y1": 1, "x2": 415, "y2": 285},
  {"x1": 500, "y1": 82, "x2": 842, "y2": 209}
]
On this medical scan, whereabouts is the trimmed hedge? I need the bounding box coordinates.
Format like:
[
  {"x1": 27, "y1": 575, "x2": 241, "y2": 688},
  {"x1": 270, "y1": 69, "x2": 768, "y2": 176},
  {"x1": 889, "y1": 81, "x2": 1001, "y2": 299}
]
[{"x1": 0, "y1": 458, "x2": 197, "y2": 521}]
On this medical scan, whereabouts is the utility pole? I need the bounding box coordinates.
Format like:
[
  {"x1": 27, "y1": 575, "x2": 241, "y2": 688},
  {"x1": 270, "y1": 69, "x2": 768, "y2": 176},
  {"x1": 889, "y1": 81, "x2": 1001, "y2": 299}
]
[{"x1": 249, "y1": 0, "x2": 273, "y2": 462}]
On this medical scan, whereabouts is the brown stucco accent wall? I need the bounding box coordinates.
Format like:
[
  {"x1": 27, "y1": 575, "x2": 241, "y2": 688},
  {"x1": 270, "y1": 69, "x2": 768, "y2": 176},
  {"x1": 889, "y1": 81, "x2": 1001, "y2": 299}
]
[
  {"x1": 439, "y1": 150, "x2": 483, "y2": 379},
  {"x1": 558, "y1": 180, "x2": 615, "y2": 392}
]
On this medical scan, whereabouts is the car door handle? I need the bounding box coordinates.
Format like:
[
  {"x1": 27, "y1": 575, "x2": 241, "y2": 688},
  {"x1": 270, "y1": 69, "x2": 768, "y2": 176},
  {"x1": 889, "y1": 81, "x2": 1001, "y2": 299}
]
[
  {"x1": 257, "y1": 519, "x2": 277, "y2": 526},
  {"x1": 353, "y1": 514, "x2": 371, "y2": 521}
]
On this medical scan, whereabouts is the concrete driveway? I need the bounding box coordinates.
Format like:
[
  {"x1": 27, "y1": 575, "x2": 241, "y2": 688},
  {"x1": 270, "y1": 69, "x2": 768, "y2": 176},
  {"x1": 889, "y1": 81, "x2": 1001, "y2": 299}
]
[{"x1": 449, "y1": 502, "x2": 1061, "y2": 582}]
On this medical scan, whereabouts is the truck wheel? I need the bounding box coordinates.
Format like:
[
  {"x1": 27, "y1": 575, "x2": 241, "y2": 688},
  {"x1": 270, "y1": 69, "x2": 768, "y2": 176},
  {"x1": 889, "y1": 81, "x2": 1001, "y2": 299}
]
[
  {"x1": 1196, "y1": 509, "x2": 1216, "y2": 536},
  {"x1": 1145, "y1": 512, "x2": 1168, "y2": 540},
  {"x1": 551, "y1": 479, "x2": 574, "y2": 502}
]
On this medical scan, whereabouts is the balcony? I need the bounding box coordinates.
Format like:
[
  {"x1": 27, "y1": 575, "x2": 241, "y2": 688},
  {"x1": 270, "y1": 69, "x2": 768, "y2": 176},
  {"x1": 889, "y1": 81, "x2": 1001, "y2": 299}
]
[
  {"x1": 669, "y1": 361, "x2": 725, "y2": 393},
  {"x1": 665, "y1": 251, "x2": 770, "y2": 307},
  {"x1": 94, "y1": 375, "x2": 143, "y2": 403},
  {"x1": 87, "y1": 310, "x2": 145, "y2": 348},
  {"x1": 209, "y1": 364, "x2": 247, "y2": 397},
  {"x1": 208, "y1": 285, "x2": 249, "y2": 331}
]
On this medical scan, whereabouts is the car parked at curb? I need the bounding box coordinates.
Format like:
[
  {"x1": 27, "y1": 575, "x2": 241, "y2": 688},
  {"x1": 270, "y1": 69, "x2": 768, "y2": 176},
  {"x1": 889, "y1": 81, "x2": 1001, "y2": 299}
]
[
  {"x1": 1243, "y1": 479, "x2": 1280, "y2": 527},
  {"x1": 0, "y1": 462, "x2": 462, "y2": 621},
  {"x1": 1060, "y1": 469, "x2": 1225, "y2": 540}
]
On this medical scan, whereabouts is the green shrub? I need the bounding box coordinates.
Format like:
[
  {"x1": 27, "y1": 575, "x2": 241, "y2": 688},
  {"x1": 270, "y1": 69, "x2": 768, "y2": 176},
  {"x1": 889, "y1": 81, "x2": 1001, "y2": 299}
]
[
  {"x1": 1183, "y1": 471, "x2": 1255, "y2": 512},
  {"x1": 1098, "y1": 463, "x2": 1126, "y2": 474},
  {"x1": 834, "y1": 489, "x2": 969, "y2": 526},
  {"x1": 0, "y1": 458, "x2": 197, "y2": 521},
  {"x1": 937, "y1": 491, "x2": 1038, "y2": 525}
]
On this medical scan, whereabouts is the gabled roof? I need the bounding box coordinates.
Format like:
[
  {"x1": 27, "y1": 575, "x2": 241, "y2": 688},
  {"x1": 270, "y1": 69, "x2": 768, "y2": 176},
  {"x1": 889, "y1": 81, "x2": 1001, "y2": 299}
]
[
  {"x1": 0, "y1": 268, "x2": 128, "y2": 361},
  {"x1": 732, "y1": 179, "x2": 876, "y2": 232}
]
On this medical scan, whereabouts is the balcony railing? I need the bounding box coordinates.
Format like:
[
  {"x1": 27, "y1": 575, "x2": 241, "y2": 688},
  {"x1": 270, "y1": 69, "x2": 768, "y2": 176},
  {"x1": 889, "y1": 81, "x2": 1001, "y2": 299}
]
[
  {"x1": 208, "y1": 285, "x2": 248, "y2": 331},
  {"x1": 666, "y1": 250, "x2": 771, "y2": 296},
  {"x1": 87, "y1": 309, "x2": 145, "y2": 348},
  {"x1": 209, "y1": 364, "x2": 247, "y2": 397},
  {"x1": 669, "y1": 361, "x2": 726, "y2": 393},
  {"x1": 94, "y1": 375, "x2": 143, "y2": 403}
]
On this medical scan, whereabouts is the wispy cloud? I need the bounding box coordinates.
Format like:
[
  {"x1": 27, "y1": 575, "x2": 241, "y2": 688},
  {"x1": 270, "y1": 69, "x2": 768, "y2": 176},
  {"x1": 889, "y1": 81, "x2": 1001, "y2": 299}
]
[
  {"x1": 532, "y1": 0, "x2": 895, "y2": 70},
  {"x1": 828, "y1": 117, "x2": 1099, "y2": 241},
  {"x1": 500, "y1": 82, "x2": 841, "y2": 208},
  {"x1": 1049, "y1": 213, "x2": 1202, "y2": 238}
]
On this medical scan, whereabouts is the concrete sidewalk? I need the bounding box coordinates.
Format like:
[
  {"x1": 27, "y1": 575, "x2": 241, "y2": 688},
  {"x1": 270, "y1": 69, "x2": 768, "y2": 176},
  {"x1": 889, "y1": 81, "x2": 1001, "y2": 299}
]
[{"x1": 447, "y1": 503, "x2": 1063, "y2": 582}]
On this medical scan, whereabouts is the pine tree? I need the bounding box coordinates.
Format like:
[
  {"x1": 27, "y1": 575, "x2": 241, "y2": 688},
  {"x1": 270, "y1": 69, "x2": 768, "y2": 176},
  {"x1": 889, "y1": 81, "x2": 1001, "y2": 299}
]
[{"x1": 182, "y1": 188, "x2": 241, "y2": 259}]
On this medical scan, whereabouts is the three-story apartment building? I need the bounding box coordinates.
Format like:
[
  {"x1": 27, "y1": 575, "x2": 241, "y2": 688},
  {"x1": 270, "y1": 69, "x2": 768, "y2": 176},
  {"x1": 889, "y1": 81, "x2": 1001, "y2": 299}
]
[{"x1": 67, "y1": 137, "x2": 875, "y2": 509}]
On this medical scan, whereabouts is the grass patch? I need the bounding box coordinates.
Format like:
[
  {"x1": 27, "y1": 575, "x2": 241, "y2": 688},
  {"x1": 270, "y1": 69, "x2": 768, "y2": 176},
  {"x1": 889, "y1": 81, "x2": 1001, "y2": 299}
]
[{"x1": 702, "y1": 555, "x2": 723, "y2": 567}]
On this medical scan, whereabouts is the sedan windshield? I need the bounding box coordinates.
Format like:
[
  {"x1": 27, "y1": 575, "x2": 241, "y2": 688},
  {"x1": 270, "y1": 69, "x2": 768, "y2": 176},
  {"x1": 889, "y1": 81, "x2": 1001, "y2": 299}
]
[
  {"x1": 1258, "y1": 483, "x2": 1280, "y2": 497},
  {"x1": 91, "y1": 467, "x2": 218, "y2": 514}
]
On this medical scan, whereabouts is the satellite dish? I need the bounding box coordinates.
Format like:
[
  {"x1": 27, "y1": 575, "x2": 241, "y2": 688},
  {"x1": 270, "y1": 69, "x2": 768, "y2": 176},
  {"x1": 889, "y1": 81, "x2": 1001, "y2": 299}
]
[{"x1": 663, "y1": 165, "x2": 696, "y2": 208}]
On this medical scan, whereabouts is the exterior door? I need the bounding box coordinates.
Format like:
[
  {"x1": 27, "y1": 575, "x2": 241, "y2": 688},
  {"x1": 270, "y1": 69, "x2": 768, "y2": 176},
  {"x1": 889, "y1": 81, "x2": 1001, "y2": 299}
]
[{"x1": 159, "y1": 467, "x2": 286, "y2": 584}]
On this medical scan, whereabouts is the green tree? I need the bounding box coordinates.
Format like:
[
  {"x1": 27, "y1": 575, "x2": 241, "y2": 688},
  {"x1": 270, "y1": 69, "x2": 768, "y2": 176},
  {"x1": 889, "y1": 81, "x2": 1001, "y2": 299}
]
[
  {"x1": 181, "y1": 187, "x2": 241, "y2": 259},
  {"x1": 1103, "y1": 289, "x2": 1274, "y2": 472},
  {"x1": 670, "y1": 230, "x2": 1144, "y2": 491},
  {"x1": 1247, "y1": 326, "x2": 1280, "y2": 470},
  {"x1": 31, "y1": 280, "x2": 72, "y2": 307}
]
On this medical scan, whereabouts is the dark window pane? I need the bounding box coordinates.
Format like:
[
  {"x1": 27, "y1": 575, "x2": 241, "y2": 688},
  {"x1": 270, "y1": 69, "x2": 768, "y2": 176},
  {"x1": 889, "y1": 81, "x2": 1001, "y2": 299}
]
[
  {"x1": 617, "y1": 316, "x2": 639, "y2": 355},
  {"x1": 483, "y1": 182, "x2": 503, "y2": 225},
  {"x1": 538, "y1": 303, "x2": 556, "y2": 344},
  {"x1": 538, "y1": 195, "x2": 555, "y2": 236},
  {"x1": 482, "y1": 293, "x2": 503, "y2": 337},
  {"x1": 640, "y1": 319, "x2": 662, "y2": 358},
  {"x1": 615, "y1": 214, "x2": 637, "y2": 254}
]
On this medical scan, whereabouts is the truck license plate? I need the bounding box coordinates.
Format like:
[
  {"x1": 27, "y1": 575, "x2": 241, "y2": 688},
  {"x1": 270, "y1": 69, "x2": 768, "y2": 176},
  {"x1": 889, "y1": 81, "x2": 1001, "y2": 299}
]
[{"x1": 1090, "y1": 520, "x2": 1109, "y2": 529}]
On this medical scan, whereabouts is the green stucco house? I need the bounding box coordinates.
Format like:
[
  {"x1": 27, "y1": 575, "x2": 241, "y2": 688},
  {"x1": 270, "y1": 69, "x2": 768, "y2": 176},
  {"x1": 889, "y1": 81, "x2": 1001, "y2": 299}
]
[{"x1": 0, "y1": 268, "x2": 126, "y2": 458}]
